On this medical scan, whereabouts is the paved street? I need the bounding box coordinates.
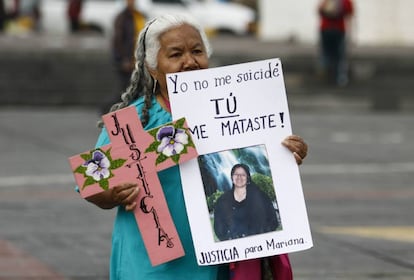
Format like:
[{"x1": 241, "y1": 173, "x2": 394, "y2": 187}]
[
  {"x1": 1, "y1": 29, "x2": 414, "y2": 279},
  {"x1": 1, "y1": 103, "x2": 414, "y2": 279},
  {"x1": 289, "y1": 110, "x2": 414, "y2": 279}
]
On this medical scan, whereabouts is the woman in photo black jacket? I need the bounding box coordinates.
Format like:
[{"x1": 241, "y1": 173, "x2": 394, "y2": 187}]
[{"x1": 214, "y1": 163, "x2": 279, "y2": 241}]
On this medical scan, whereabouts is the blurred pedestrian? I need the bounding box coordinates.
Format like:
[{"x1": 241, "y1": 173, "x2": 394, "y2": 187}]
[
  {"x1": 0, "y1": 0, "x2": 17, "y2": 32},
  {"x1": 18, "y1": 0, "x2": 41, "y2": 31},
  {"x1": 3, "y1": 0, "x2": 41, "y2": 33},
  {"x1": 67, "y1": 0, "x2": 82, "y2": 32},
  {"x1": 0, "y1": 0, "x2": 5, "y2": 31},
  {"x1": 317, "y1": 0, "x2": 354, "y2": 87},
  {"x1": 67, "y1": 0, "x2": 103, "y2": 34},
  {"x1": 101, "y1": 0, "x2": 146, "y2": 114}
]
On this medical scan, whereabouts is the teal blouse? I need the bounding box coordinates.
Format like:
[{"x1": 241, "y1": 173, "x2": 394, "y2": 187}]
[{"x1": 95, "y1": 96, "x2": 218, "y2": 280}]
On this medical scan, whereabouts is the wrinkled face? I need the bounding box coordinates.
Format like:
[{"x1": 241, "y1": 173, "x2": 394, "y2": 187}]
[
  {"x1": 149, "y1": 24, "x2": 209, "y2": 97},
  {"x1": 232, "y1": 167, "x2": 248, "y2": 188}
]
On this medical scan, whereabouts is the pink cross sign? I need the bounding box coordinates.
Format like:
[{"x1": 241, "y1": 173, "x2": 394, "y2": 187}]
[{"x1": 68, "y1": 106, "x2": 198, "y2": 266}]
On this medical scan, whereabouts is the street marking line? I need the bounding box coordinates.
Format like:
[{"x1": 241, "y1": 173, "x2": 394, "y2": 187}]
[
  {"x1": 1, "y1": 162, "x2": 414, "y2": 188},
  {"x1": 318, "y1": 226, "x2": 414, "y2": 243},
  {"x1": 301, "y1": 162, "x2": 414, "y2": 175},
  {"x1": 0, "y1": 174, "x2": 74, "y2": 188}
]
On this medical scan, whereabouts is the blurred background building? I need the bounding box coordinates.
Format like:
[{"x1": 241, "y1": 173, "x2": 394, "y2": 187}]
[
  {"x1": 260, "y1": 0, "x2": 414, "y2": 46},
  {"x1": 0, "y1": 0, "x2": 413, "y2": 110},
  {"x1": 2, "y1": 0, "x2": 414, "y2": 47}
]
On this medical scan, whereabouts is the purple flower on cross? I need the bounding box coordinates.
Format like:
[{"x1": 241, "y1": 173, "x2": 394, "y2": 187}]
[
  {"x1": 156, "y1": 125, "x2": 189, "y2": 157},
  {"x1": 83, "y1": 150, "x2": 111, "y2": 181}
]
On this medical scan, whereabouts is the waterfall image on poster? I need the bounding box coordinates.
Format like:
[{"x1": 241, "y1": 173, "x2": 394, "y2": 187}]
[{"x1": 197, "y1": 144, "x2": 283, "y2": 242}]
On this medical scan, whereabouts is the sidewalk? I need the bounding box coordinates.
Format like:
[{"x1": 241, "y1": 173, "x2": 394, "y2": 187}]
[
  {"x1": 1, "y1": 32, "x2": 413, "y2": 58},
  {"x1": 0, "y1": 33, "x2": 413, "y2": 112}
]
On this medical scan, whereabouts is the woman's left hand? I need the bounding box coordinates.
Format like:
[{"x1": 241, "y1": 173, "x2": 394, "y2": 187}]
[{"x1": 282, "y1": 135, "x2": 308, "y2": 165}]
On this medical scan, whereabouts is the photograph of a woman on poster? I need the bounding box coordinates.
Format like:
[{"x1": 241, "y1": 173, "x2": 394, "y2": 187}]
[
  {"x1": 198, "y1": 144, "x2": 282, "y2": 242},
  {"x1": 214, "y1": 163, "x2": 279, "y2": 241}
]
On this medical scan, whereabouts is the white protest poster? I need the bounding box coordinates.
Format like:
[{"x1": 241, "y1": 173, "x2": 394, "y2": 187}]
[{"x1": 167, "y1": 58, "x2": 312, "y2": 265}]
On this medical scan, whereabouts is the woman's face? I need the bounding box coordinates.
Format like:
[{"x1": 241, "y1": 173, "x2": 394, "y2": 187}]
[
  {"x1": 232, "y1": 167, "x2": 248, "y2": 189},
  {"x1": 149, "y1": 24, "x2": 209, "y2": 97}
]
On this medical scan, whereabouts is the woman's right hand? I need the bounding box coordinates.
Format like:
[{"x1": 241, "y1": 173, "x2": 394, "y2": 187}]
[
  {"x1": 111, "y1": 183, "x2": 140, "y2": 211},
  {"x1": 86, "y1": 182, "x2": 140, "y2": 211}
]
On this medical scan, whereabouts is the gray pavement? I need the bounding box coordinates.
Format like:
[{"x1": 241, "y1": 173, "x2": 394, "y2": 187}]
[
  {"x1": 1, "y1": 33, "x2": 414, "y2": 279},
  {"x1": 1, "y1": 108, "x2": 414, "y2": 279}
]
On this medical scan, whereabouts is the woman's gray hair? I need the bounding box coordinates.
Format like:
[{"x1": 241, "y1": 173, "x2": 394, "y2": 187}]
[
  {"x1": 144, "y1": 14, "x2": 212, "y2": 70},
  {"x1": 98, "y1": 14, "x2": 212, "y2": 128}
]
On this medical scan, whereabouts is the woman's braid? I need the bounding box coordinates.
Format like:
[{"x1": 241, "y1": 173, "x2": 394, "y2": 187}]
[{"x1": 97, "y1": 24, "x2": 153, "y2": 128}]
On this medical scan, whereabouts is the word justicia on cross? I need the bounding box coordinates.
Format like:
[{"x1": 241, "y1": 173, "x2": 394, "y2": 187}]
[
  {"x1": 109, "y1": 112, "x2": 174, "y2": 248},
  {"x1": 69, "y1": 106, "x2": 198, "y2": 266}
]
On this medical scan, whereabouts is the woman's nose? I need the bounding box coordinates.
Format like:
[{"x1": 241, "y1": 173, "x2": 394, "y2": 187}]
[{"x1": 183, "y1": 54, "x2": 198, "y2": 70}]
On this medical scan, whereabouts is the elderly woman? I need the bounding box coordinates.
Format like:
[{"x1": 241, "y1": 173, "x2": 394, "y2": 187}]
[{"x1": 85, "y1": 14, "x2": 308, "y2": 280}]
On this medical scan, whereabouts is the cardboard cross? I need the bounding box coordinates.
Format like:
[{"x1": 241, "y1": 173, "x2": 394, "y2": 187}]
[{"x1": 68, "y1": 105, "x2": 198, "y2": 266}]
